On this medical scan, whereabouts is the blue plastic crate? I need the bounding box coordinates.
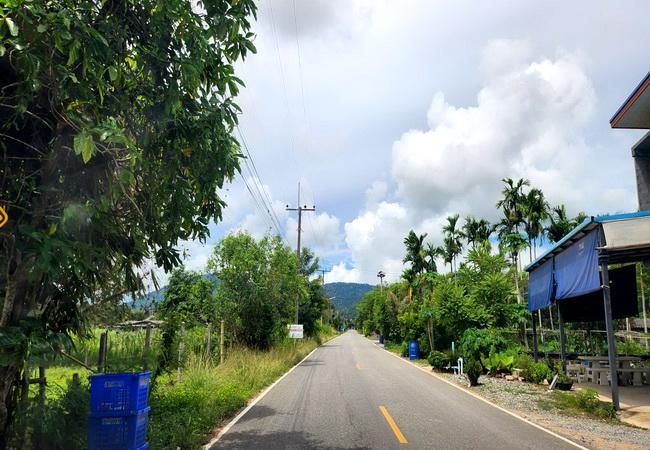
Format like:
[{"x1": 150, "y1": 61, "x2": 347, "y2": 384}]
[
  {"x1": 88, "y1": 407, "x2": 150, "y2": 450},
  {"x1": 90, "y1": 372, "x2": 151, "y2": 415}
]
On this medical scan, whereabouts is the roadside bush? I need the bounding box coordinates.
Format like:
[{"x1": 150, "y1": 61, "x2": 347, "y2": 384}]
[
  {"x1": 552, "y1": 388, "x2": 616, "y2": 419},
  {"x1": 465, "y1": 359, "x2": 483, "y2": 386},
  {"x1": 400, "y1": 341, "x2": 409, "y2": 357},
  {"x1": 514, "y1": 353, "x2": 533, "y2": 371},
  {"x1": 523, "y1": 361, "x2": 551, "y2": 384},
  {"x1": 481, "y1": 352, "x2": 515, "y2": 376},
  {"x1": 459, "y1": 328, "x2": 508, "y2": 361},
  {"x1": 418, "y1": 337, "x2": 431, "y2": 358},
  {"x1": 428, "y1": 351, "x2": 450, "y2": 370}
]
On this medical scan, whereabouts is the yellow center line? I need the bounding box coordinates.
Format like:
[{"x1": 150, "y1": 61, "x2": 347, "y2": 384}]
[{"x1": 379, "y1": 405, "x2": 408, "y2": 444}]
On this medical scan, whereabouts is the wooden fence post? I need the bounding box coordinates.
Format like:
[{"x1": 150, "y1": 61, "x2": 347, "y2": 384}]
[
  {"x1": 98, "y1": 331, "x2": 107, "y2": 373},
  {"x1": 177, "y1": 322, "x2": 185, "y2": 383},
  {"x1": 206, "y1": 321, "x2": 212, "y2": 362},
  {"x1": 220, "y1": 320, "x2": 225, "y2": 365},
  {"x1": 143, "y1": 324, "x2": 152, "y2": 370}
]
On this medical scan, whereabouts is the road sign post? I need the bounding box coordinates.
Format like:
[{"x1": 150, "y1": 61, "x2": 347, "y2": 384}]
[{"x1": 288, "y1": 324, "x2": 303, "y2": 339}]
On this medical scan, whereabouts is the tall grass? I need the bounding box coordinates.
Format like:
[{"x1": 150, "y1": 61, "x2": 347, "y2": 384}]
[
  {"x1": 10, "y1": 324, "x2": 336, "y2": 449},
  {"x1": 149, "y1": 329, "x2": 336, "y2": 449}
]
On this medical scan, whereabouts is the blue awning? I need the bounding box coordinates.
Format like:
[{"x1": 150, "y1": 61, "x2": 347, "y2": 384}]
[
  {"x1": 527, "y1": 258, "x2": 554, "y2": 312},
  {"x1": 554, "y1": 229, "x2": 601, "y2": 300}
]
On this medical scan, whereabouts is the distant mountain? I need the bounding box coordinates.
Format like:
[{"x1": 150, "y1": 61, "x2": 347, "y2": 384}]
[
  {"x1": 130, "y1": 278, "x2": 373, "y2": 317},
  {"x1": 324, "y1": 282, "x2": 375, "y2": 318},
  {"x1": 129, "y1": 273, "x2": 218, "y2": 310}
]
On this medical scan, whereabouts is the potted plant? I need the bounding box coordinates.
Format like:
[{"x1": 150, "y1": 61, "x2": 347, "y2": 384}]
[{"x1": 555, "y1": 372, "x2": 574, "y2": 391}]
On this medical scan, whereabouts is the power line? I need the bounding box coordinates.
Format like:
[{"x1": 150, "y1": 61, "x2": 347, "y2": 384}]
[{"x1": 236, "y1": 125, "x2": 285, "y2": 240}]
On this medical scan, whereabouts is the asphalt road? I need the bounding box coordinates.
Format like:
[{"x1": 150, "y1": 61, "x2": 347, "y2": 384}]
[{"x1": 212, "y1": 331, "x2": 580, "y2": 450}]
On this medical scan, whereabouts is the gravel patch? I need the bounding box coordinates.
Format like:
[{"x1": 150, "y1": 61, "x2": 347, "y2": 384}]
[{"x1": 437, "y1": 372, "x2": 650, "y2": 450}]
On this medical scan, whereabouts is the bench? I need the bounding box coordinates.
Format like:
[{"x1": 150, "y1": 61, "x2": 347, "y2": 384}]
[
  {"x1": 590, "y1": 367, "x2": 650, "y2": 386},
  {"x1": 619, "y1": 367, "x2": 650, "y2": 386}
]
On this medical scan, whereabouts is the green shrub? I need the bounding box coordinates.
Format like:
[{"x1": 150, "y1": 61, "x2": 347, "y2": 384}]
[
  {"x1": 418, "y1": 337, "x2": 431, "y2": 358},
  {"x1": 552, "y1": 388, "x2": 616, "y2": 419},
  {"x1": 523, "y1": 361, "x2": 550, "y2": 384},
  {"x1": 465, "y1": 358, "x2": 483, "y2": 386},
  {"x1": 427, "y1": 351, "x2": 450, "y2": 369},
  {"x1": 459, "y1": 328, "x2": 508, "y2": 361},
  {"x1": 481, "y1": 352, "x2": 515, "y2": 376},
  {"x1": 400, "y1": 341, "x2": 409, "y2": 357},
  {"x1": 514, "y1": 353, "x2": 533, "y2": 371}
]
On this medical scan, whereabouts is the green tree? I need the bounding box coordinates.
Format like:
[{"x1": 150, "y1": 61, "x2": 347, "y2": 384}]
[
  {"x1": 546, "y1": 205, "x2": 587, "y2": 243},
  {"x1": 463, "y1": 216, "x2": 492, "y2": 249},
  {"x1": 522, "y1": 187, "x2": 548, "y2": 260},
  {"x1": 496, "y1": 177, "x2": 530, "y2": 232},
  {"x1": 297, "y1": 248, "x2": 329, "y2": 336},
  {"x1": 156, "y1": 269, "x2": 218, "y2": 370},
  {"x1": 442, "y1": 214, "x2": 464, "y2": 272},
  {"x1": 499, "y1": 233, "x2": 528, "y2": 304},
  {"x1": 403, "y1": 230, "x2": 428, "y2": 275},
  {"x1": 207, "y1": 232, "x2": 304, "y2": 349},
  {"x1": 0, "y1": 0, "x2": 256, "y2": 437}
]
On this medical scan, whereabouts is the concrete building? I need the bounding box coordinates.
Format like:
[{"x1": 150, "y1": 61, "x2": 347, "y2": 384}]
[{"x1": 610, "y1": 71, "x2": 650, "y2": 210}]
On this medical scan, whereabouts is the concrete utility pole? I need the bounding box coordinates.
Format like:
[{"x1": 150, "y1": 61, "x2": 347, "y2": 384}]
[
  {"x1": 286, "y1": 183, "x2": 315, "y2": 323},
  {"x1": 377, "y1": 271, "x2": 385, "y2": 293}
]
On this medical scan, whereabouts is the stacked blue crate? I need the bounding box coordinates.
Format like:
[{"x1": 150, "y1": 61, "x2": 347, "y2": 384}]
[{"x1": 88, "y1": 371, "x2": 151, "y2": 450}]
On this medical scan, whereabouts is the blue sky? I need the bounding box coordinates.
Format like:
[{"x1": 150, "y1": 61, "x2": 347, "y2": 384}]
[{"x1": 167, "y1": 0, "x2": 650, "y2": 286}]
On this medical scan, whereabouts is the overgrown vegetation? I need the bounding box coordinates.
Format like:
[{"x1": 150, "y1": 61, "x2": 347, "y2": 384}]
[
  {"x1": 546, "y1": 388, "x2": 617, "y2": 420},
  {"x1": 0, "y1": 0, "x2": 258, "y2": 440}
]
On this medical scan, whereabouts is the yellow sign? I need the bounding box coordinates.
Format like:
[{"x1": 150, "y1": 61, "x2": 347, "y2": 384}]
[{"x1": 0, "y1": 206, "x2": 8, "y2": 228}]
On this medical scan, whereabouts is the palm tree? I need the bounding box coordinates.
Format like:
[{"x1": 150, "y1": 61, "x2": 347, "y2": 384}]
[
  {"x1": 403, "y1": 230, "x2": 427, "y2": 276},
  {"x1": 437, "y1": 236, "x2": 456, "y2": 273},
  {"x1": 546, "y1": 205, "x2": 589, "y2": 243},
  {"x1": 424, "y1": 243, "x2": 439, "y2": 273},
  {"x1": 496, "y1": 177, "x2": 530, "y2": 232},
  {"x1": 499, "y1": 233, "x2": 528, "y2": 304},
  {"x1": 442, "y1": 214, "x2": 464, "y2": 272},
  {"x1": 463, "y1": 216, "x2": 479, "y2": 249},
  {"x1": 522, "y1": 188, "x2": 548, "y2": 260},
  {"x1": 463, "y1": 216, "x2": 492, "y2": 248},
  {"x1": 475, "y1": 219, "x2": 493, "y2": 245}
]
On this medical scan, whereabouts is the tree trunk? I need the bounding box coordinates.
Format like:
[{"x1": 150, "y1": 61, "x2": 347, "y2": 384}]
[{"x1": 0, "y1": 256, "x2": 33, "y2": 445}]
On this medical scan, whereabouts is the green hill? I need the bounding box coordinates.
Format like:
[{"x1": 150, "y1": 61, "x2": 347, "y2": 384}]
[{"x1": 324, "y1": 282, "x2": 375, "y2": 318}]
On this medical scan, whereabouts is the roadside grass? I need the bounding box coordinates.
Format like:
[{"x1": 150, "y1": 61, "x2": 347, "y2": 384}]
[
  {"x1": 539, "y1": 388, "x2": 618, "y2": 421},
  {"x1": 9, "y1": 327, "x2": 336, "y2": 449},
  {"x1": 149, "y1": 330, "x2": 336, "y2": 449}
]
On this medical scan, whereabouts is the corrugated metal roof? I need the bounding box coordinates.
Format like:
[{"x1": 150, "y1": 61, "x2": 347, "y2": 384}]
[{"x1": 525, "y1": 210, "x2": 650, "y2": 272}]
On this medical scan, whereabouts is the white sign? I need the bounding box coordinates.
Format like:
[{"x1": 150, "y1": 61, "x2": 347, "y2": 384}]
[{"x1": 288, "y1": 324, "x2": 303, "y2": 339}]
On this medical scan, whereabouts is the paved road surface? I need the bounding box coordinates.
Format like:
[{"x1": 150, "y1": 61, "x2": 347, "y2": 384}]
[{"x1": 212, "y1": 331, "x2": 579, "y2": 449}]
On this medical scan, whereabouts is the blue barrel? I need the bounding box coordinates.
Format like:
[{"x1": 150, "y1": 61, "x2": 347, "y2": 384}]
[
  {"x1": 408, "y1": 340, "x2": 419, "y2": 360},
  {"x1": 379, "y1": 335, "x2": 385, "y2": 344}
]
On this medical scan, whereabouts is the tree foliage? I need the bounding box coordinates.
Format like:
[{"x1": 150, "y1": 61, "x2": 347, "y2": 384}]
[{"x1": 0, "y1": 0, "x2": 256, "y2": 438}]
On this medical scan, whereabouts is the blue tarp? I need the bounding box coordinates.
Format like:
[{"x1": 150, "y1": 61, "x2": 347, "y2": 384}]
[
  {"x1": 555, "y1": 229, "x2": 601, "y2": 300},
  {"x1": 528, "y1": 258, "x2": 554, "y2": 312}
]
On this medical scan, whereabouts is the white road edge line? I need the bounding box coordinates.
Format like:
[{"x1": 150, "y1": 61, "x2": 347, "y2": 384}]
[
  {"x1": 375, "y1": 340, "x2": 589, "y2": 450},
  {"x1": 203, "y1": 335, "x2": 341, "y2": 449}
]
